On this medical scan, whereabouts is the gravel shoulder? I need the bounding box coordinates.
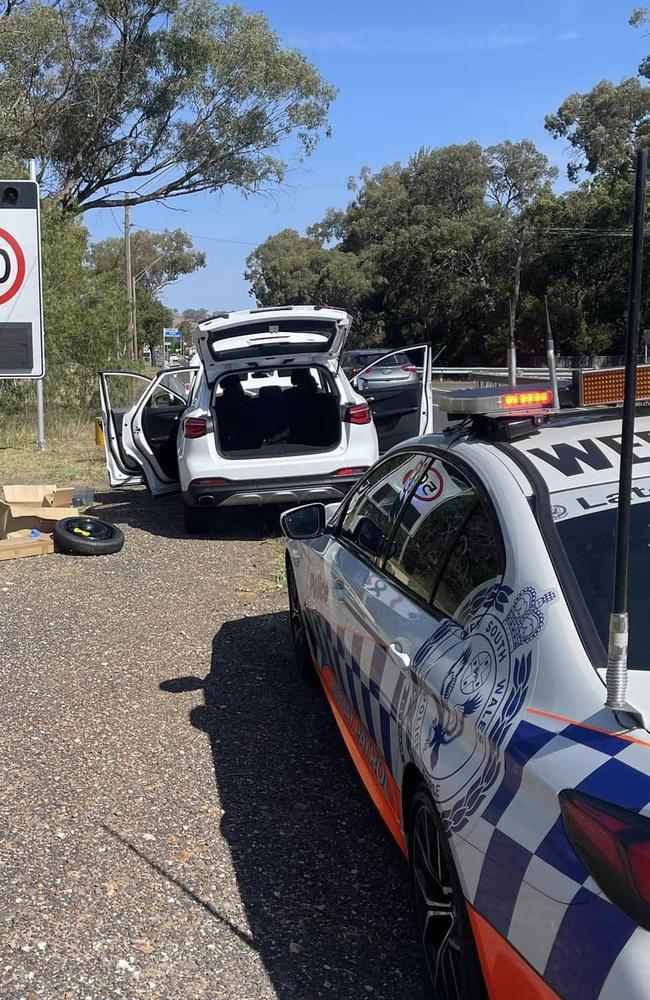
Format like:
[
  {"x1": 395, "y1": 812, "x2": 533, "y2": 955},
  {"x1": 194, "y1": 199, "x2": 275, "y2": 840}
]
[{"x1": 0, "y1": 488, "x2": 424, "y2": 1000}]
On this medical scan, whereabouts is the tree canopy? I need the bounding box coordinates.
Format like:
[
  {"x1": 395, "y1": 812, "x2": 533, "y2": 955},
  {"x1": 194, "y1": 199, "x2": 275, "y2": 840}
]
[
  {"x1": 0, "y1": 0, "x2": 335, "y2": 213},
  {"x1": 92, "y1": 228, "x2": 206, "y2": 297},
  {"x1": 246, "y1": 12, "x2": 650, "y2": 364},
  {"x1": 246, "y1": 141, "x2": 558, "y2": 357}
]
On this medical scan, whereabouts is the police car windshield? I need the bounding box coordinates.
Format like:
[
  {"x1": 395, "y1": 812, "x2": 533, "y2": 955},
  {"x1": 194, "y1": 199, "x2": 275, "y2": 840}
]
[{"x1": 555, "y1": 498, "x2": 650, "y2": 670}]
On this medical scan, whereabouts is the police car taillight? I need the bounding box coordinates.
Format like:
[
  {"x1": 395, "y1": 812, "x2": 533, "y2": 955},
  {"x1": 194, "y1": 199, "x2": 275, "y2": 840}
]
[
  {"x1": 438, "y1": 384, "x2": 554, "y2": 418},
  {"x1": 560, "y1": 789, "x2": 650, "y2": 929}
]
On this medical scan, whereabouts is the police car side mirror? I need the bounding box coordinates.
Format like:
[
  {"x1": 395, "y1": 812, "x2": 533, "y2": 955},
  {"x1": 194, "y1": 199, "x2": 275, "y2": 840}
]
[{"x1": 281, "y1": 503, "x2": 326, "y2": 540}]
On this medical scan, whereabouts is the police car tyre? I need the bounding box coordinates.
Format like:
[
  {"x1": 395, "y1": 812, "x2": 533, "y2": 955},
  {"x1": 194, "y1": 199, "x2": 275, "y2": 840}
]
[
  {"x1": 53, "y1": 516, "x2": 125, "y2": 556},
  {"x1": 183, "y1": 501, "x2": 211, "y2": 534},
  {"x1": 408, "y1": 785, "x2": 487, "y2": 1000},
  {"x1": 286, "y1": 559, "x2": 318, "y2": 685}
]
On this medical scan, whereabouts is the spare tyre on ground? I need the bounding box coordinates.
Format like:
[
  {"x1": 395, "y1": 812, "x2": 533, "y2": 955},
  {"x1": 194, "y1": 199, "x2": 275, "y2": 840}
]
[{"x1": 53, "y1": 516, "x2": 125, "y2": 556}]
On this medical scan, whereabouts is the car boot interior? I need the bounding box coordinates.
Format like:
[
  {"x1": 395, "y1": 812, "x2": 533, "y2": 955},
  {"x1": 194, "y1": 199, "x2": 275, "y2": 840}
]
[{"x1": 214, "y1": 368, "x2": 341, "y2": 457}]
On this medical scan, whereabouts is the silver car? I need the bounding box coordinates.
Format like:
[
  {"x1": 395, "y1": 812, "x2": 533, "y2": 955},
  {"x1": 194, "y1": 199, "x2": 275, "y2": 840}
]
[{"x1": 342, "y1": 349, "x2": 419, "y2": 389}]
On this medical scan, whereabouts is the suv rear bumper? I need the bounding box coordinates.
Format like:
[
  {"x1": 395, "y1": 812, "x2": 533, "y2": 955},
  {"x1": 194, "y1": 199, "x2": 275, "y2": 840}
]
[{"x1": 183, "y1": 472, "x2": 362, "y2": 508}]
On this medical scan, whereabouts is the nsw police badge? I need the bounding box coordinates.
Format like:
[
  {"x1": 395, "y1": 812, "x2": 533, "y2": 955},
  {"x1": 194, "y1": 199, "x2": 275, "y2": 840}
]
[{"x1": 403, "y1": 582, "x2": 556, "y2": 833}]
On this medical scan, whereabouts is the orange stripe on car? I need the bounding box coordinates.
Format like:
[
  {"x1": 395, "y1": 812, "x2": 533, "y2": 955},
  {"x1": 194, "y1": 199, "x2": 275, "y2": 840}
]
[
  {"x1": 318, "y1": 663, "x2": 406, "y2": 855},
  {"x1": 527, "y1": 706, "x2": 650, "y2": 748},
  {"x1": 468, "y1": 906, "x2": 563, "y2": 1000}
]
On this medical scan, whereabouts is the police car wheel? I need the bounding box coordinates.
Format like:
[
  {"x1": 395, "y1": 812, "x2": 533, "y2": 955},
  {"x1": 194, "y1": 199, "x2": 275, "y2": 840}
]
[
  {"x1": 409, "y1": 785, "x2": 486, "y2": 1000},
  {"x1": 286, "y1": 560, "x2": 317, "y2": 685}
]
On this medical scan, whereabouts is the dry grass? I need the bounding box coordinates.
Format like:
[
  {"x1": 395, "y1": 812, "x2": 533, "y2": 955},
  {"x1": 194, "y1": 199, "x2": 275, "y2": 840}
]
[{"x1": 0, "y1": 412, "x2": 106, "y2": 487}]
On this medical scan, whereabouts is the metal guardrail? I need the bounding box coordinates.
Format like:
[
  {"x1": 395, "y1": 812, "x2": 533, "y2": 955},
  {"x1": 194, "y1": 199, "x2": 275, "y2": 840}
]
[
  {"x1": 431, "y1": 366, "x2": 572, "y2": 378},
  {"x1": 431, "y1": 366, "x2": 575, "y2": 388}
]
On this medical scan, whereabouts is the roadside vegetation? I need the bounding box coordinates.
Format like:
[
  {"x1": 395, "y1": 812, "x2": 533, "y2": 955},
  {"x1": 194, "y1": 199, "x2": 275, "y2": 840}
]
[
  {"x1": 0, "y1": 0, "x2": 335, "y2": 442},
  {"x1": 247, "y1": 9, "x2": 650, "y2": 363},
  {"x1": 1, "y1": 3, "x2": 650, "y2": 462},
  {"x1": 0, "y1": 411, "x2": 104, "y2": 485}
]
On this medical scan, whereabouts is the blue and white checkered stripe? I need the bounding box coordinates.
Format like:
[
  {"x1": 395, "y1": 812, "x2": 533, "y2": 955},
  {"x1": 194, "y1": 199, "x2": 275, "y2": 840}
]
[
  {"x1": 307, "y1": 611, "x2": 650, "y2": 999},
  {"x1": 308, "y1": 612, "x2": 404, "y2": 784},
  {"x1": 454, "y1": 711, "x2": 650, "y2": 1000}
]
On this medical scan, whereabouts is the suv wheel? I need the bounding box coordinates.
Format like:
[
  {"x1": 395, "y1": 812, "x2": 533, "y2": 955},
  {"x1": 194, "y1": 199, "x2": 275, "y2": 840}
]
[
  {"x1": 183, "y1": 501, "x2": 211, "y2": 535},
  {"x1": 408, "y1": 784, "x2": 487, "y2": 1000}
]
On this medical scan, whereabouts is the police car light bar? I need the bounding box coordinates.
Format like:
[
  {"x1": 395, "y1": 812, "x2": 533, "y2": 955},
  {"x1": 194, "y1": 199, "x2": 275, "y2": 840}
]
[
  {"x1": 438, "y1": 384, "x2": 554, "y2": 417},
  {"x1": 577, "y1": 365, "x2": 650, "y2": 407}
]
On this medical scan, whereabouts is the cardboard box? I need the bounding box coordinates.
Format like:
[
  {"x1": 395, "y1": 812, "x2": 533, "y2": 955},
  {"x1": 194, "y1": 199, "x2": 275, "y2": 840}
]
[
  {"x1": 0, "y1": 484, "x2": 78, "y2": 539},
  {"x1": 42, "y1": 488, "x2": 75, "y2": 508},
  {"x1": 0, "y1": 531, "x2": 54, "y2": 561}
]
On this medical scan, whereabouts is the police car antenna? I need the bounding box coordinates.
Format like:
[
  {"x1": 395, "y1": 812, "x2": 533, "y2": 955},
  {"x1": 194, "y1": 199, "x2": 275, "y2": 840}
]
[
  {"x1": 544, "y1": 295, "x2": 560, "y2": 409},
  {"x1": 508, "y1": 299, "x2": 517, "y2": 386},
  {"x1": 606, "y1": 147, "x2": 648, "y2": 714}
]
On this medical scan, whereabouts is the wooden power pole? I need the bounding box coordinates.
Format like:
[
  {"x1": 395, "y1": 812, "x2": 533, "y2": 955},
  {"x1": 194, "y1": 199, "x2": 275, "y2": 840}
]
[{"x1": 124, "y1": 203, "x2": 135, "y2": 362}]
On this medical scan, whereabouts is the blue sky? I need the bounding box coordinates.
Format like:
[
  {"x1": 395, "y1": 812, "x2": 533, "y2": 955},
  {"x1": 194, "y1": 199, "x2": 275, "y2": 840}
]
[{"x1": 85, "y1": 0, "x2": 648, "y2": 315}]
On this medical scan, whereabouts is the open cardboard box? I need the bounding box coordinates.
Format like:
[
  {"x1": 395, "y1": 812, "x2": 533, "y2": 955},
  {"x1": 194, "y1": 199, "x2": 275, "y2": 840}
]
[{"x1": 0, "y1": 484, "x2": 79, "y2": 561}]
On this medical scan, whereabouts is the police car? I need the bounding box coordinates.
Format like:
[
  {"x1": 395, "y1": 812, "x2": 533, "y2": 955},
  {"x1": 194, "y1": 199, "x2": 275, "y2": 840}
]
[{"x1": 281, "y1": 378, "x2": 650, "y2": 1000}]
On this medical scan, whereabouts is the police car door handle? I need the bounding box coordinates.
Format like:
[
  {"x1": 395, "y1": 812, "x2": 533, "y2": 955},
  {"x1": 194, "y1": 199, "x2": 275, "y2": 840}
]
[
  {"x1": 333, "y1": 579, "x2": 347, "y2": 600},
  {"x1": 388, "y1": 642, "x2": 412, "y2": 670}
]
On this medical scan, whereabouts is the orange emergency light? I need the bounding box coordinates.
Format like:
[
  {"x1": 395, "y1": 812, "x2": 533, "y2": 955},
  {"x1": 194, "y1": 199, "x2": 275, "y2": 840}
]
[{"x1": 577, "y1": 365, "x2": 650, "y2": 407}]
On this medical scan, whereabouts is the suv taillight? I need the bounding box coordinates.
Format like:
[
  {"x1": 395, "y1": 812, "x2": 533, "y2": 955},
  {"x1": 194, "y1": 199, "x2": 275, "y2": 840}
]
[
  {"x1": 560, "y1": 789, "x2": 650, "y2": 929},
  {"x1": 401, "y1": 364, "x2": 417, "y2": 373},
  {"x1": 334, "y1": 466, "x2": 369, "y2": 476},
  {"x1": 345, "y1": 403, "x2": 372, "y2": 425},
  {"x1": 184, "y1": 417, "x2": 208, "y2": 438}
]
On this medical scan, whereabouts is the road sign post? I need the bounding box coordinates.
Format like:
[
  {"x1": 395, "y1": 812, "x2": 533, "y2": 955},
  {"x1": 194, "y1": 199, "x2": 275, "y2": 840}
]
[{"x1": 0, "y1": 165, "x2": 46, "y2": 446}]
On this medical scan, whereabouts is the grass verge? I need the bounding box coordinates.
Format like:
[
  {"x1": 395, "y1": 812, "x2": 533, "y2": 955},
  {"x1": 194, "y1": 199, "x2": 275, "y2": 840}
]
[{"x1": 0, "y1": 412, "x2": 106, "y2": 487}]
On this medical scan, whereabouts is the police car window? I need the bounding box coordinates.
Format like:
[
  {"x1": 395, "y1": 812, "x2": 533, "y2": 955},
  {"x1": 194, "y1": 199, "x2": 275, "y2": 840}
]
[
  {"x1": 384, "y1": 460, "x2": 476, "y2": 602},
  {"x1": 340, "y1": 453, "x2": 428, "y2": 564},
  {"x1": 554, "y1": 491, "x2": 650, "y2": 670},
  {"x1": 434, "y1": 502, "x2": 502, "y2": 620}
]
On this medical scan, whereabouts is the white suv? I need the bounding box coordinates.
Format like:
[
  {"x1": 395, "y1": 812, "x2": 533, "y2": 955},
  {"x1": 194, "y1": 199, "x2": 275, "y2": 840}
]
[{"x1": 99, "y1": 306, "x2": 434, "y2": 532}]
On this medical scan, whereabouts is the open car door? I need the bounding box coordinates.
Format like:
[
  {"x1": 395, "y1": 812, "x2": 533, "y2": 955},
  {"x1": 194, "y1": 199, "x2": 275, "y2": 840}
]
[
  {"x1": 99, "y1": 371, "x2": 151, "y2": 488},
  {"x1": 353, "y1": 344, "x2": 433, "y2": 453},
  {"x1": 99, "y1": 369, "x2": 193, "y2": 494}
]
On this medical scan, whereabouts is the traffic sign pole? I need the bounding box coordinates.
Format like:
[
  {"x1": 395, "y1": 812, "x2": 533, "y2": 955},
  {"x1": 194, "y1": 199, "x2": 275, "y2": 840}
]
[
  {"x1": 30, "y1": 159, "x2": 45, "y2": 450},
  {"x1": 0, "y1": 162, "x2": 46, "y2": 447}
]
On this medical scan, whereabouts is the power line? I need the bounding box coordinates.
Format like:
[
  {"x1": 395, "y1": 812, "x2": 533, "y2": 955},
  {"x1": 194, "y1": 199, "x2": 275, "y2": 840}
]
[{"x1": 131, "y1": 221, "x2": 257, "y2": 247}]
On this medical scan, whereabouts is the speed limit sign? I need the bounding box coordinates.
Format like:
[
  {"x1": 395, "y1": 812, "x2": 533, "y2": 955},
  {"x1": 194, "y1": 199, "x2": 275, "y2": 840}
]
[{"x1": 0, "y1": 180, "x2": 44, "y2": 378}]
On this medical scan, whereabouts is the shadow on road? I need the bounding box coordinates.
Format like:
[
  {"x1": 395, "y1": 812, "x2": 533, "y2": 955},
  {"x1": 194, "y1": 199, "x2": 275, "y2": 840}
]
[
  {"x1": 90, "y1": 487, "x2": 283, "y2": 541},
  {"x1": 160, "y1": 612, "x2": 425, "y2": 1000}
]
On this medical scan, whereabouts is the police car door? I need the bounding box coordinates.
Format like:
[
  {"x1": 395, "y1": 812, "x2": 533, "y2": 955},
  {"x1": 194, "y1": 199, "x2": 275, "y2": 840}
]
[
  {"x1": 321, "y1": 451, "x2": 431, "y2": 827},
  {"x1": 339, "y1": 455, "x2": 505, "y2": 825}
]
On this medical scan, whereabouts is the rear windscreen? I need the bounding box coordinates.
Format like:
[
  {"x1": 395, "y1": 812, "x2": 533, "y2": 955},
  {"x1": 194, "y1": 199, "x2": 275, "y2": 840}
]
[
  {"x1": 209, "y1": 318, "x2": 337, "y2": 343},
  {"x1": 554, "y1": 487, "x2": 650, "y2": 669}
]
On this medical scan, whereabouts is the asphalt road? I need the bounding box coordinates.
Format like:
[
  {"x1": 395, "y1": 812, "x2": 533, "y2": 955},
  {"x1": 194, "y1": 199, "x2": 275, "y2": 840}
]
[{"x1": 0, "y1": 489, "x2": 425, "y2": 1000}]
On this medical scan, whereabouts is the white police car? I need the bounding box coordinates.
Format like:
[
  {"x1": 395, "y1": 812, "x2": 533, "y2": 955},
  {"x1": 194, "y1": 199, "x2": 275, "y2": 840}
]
[{"x1": 282, "y1": 380, "x2": 650, "y2": 1000}]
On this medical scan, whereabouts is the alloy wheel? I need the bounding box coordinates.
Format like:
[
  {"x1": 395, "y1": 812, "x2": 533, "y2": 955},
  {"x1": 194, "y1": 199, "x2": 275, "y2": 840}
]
[{"x1": 411, "y1": 799, "x2": 463, "y2": 1000}]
